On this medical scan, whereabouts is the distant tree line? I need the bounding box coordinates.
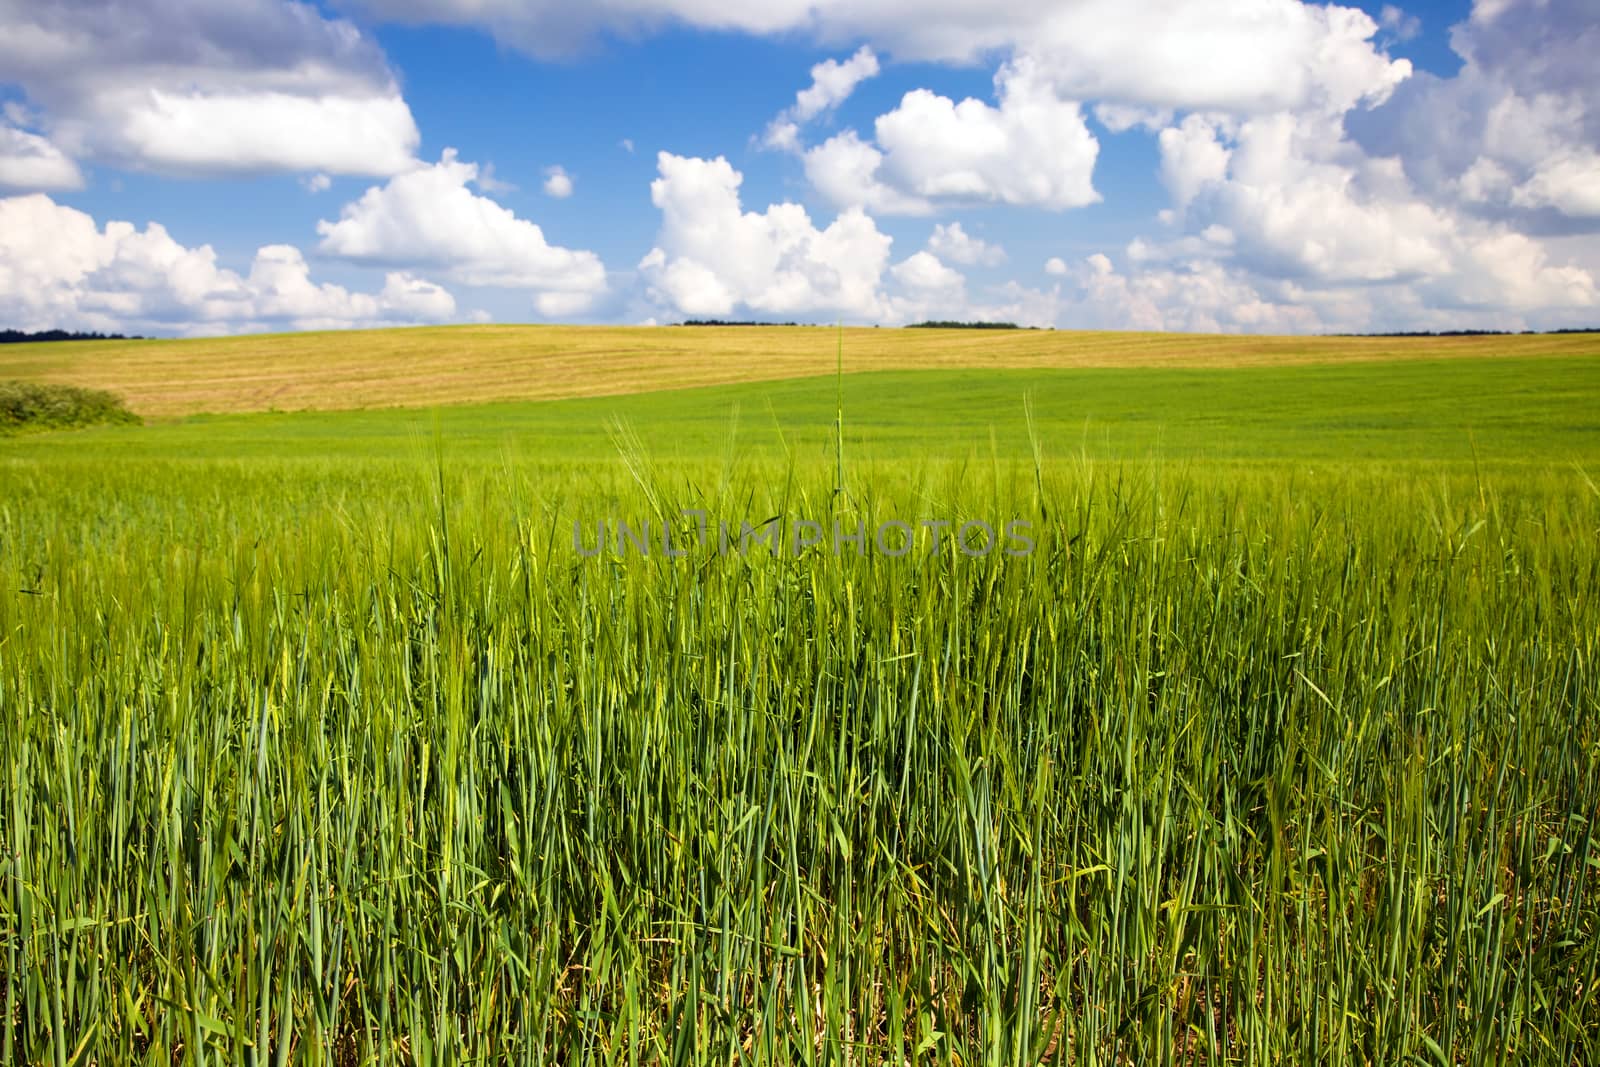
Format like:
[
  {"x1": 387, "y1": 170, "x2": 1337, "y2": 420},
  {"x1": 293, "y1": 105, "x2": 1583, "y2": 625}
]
[
  {"x1": 906, "y1": 321, "x2": 1029, "y2": 330},
  {"x1": 675, "y1": 320, "x2": 804, "y2": 327},
  {"x1": 1, "y1": 329, "x2": 146, "y2": 344},
  {"x1": 1332, "y1": 327, "x2": 1599, "y2": 338},
  {"x1": 673, "y1": 319, "x2": 1047, "y2": 330}
]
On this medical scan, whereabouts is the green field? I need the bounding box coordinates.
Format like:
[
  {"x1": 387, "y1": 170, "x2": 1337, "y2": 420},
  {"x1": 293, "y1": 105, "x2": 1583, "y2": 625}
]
[
  {"x1": 2, "y1": 341, "x2": 1599, "y2": 1063},
  {"x1": 6, "y1": 355, "x2": 1599, "y2": 465}
]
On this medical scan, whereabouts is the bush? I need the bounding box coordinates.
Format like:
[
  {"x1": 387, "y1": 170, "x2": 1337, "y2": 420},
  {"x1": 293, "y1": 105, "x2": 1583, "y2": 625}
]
[{"x1": 0, "y1": 380, "x2": 140, "y2": 434}]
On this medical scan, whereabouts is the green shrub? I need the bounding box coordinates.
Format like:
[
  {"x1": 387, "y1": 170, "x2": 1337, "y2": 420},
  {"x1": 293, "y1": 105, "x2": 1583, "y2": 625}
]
[{"x1": 0, "y1": 379, "x2": 140, "y2": 434}]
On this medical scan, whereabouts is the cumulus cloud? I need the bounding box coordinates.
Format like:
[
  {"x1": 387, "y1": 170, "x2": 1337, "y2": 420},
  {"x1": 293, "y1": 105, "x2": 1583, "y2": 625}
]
[
  {"x1": 474, "y1": 163, "x2": 516, "y2": 194},
  {"x1": 1, "y1": 0, "x2": 1586, "y2": 337},
  {"x1": 883, "y1": 255, "x2": 1061, "y2": 328},
  {"x1": 1162, "y1": 112, "x2": 1459, "y2": 284},
  {"x1": 638, "y1": 153, "x2": 1062, "y2": 327},
  {"x1": 639, "y1": 151, "x2": 892, "y2": 320},
  {"x1": 1158, "y1": 114, "x2": 1234, "y2": 210},
  {"x1": 883, "y1": 251, "x2": 977, "y2": 324},
  {"x1": 0, "y1": 124, "x2": 84, "y2": 192},
  {"x1": 1065, "y1": 252, "x2": 1324, "y2": 333},
  {"x1": 807, "y1": 58, "x2": 1100, "y2": 213},
  {"x1": 1093, "y1": 104, "x2": 1173, "y2": 135},
  {"x1": 1350, "y1": 0, "x2": 1600, "y2": 231},
  {"x1": 1147, "y1": 106, "x2": 1598, "y2": 315},
  {"x1": 543, "y1": 165, "x2": 574, "y2": 198},
  {"x1": 317, "y1": 150, "x2": 608, "y2": 314},
  {"x1": 84, "y1": 91, "x2": 419, "y2": 178},
  {"x1": 245, "y1": 245, "x2": 457, "y2": 329},
  {"x1": 1018, "y1": 0, "x2": 1590, "y2": 333},
  {"x1": 378, "y1": 271, "x2": 458, "y2": 321},
  {"x1": 1378, "y1": 5, "x2": 1421, "y2": 42},
  {"x1": 0, "y1": 0, "x2": 420, "y2": 179},
  {"x1": 802, "y1": 131, "x2": 934, "y2": 215},
  {"x1": 791, "y1": 46, "x2": 880, "y2": 121},
  {"x1": 1510, "y1": 156, "x2": 1600, "y2": 218},
  {"x1": 1062, "y1": 94, "x2": 1596, "y2": 335},
  {"x1": 762, "y1": 46, "x2": 879, "y2": 151},
  {"x1": 349, "y1": 0, "x2": 1406, "y2": 116},
  {"x1": 1011, "y1": 3, "x2": 1408, "y2": 117},
  {"x1": 891, "y1": 250, "x2": 964, "y2": 294},
  {"x1": 927, "y1": 222, "x2": 1004, "y2": 266},
  {"x1": 0, "y1": 193, "x2": 456, "y2": 335},
  {"x1": 1056, "y1": 245, "x2": 1599, "y2": 335}
]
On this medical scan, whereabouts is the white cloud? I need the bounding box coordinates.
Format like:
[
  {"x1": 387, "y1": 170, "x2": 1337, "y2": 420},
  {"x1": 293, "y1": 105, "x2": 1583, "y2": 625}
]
[
  {"x1": 1509, "y1": 153, "x2": 1600, "y2": 217},
  {"x1": 534, "y1": 290, "x2": 596, "y2": 318},
  {"x1": 883, "y1": 264, "x2": 1063, "y2": 328},
  {"x1": 801, "y1": 131, "x2": 933, "y2": 216},
  {"x1": 891, "y1": 251, "x2": 964, "y2": 294},
  {"x1": 764, "y1": 122, "x2": 803, "y2": 155},
  {"x1": 808, "y1": 58, "x2": 1100, "y2": 213},
  {"x1": 927, "y1": 222, "x2": 1005, "y2": 266},
  {"x1": 963, "y1": 281, "x2": 1062, "y2": 328},
  {"x1": 1439, "y1": 229, "x2": 1597, "y2": 311},
  {"x1": 1054, "y1": 0, "x2": 1596, "y2": 332},
  {"x1": 882, "y1": 251, "x2": 972, "y2": 324},
  {"x1": 762, "y1": 46, "x2": 879, "y2": 149},
  {"x1": 543, "y1": 165, "x2": 574, "y2": 198},
  {"x1": 871, "y1": 58, "x2": 1100, "y2": 209},
  {"x1": 379, "y1": 271, "x2": 458, "y2": 320},
  {"x1": 0, "y1": 193, "x2": 456, "y2": 334},
  {"x1": 302, "y1": 173, "x2": 334, "y2": 194},
  {"x1": 0, "y1": 0, "x2": 420, "y2": 179},
  {"x1": 1350, "y1": 0, "x2": 1600, "y2": 230},
  {"x1": 0, "y1": 125, "x2": 84, "y2": 192},
  {"x1": 0, "y1": 0, "x2": 1586, "y2": 337},
  {"x1": 1158, "y1": 114, "x2": 1233, "y2": 210},
  {"x1": 247, "y1": 245, "x2": 380, "y2": 326},
  {"x1": 1378, "y1": 5, "x2": 1421, "y2": 42},
  {"x1": 1149, "y1": 106, "x2": 1599, "y2": 316},
  {"x1": 1067, "y1": 252, "x2": 1325, "y2": 333},
  {"x1": 1205, "y1": 114, "x2": 1459, "y2": 283},
  {"x1": 794, "y1": 46, "x2": 880, "y2": 121},
  {"x1": 1094, "y1": 104, "x2": 1173, "y2": 134},
  {"x1": 474, "y1": 163, "x2": 516, "y2": 194},
  {"x1": 1058, "y1": 245, "x2": 1598, "y2": 335},
  {"x1": 74, "y1": 90, "x2": 419, "y2": 178},
  {"x1": 350, "y1": 0, "x2": 1407, "y2": 116},
  {"x1": 317, "y1": 150, "x2": 608, "y2": 314},
  {"x1": 639, "y1": 151, "x2": 892, "y2": 320},
  {"x1": 1074, "y1": 88, "x2": 1597, "y2": 334},
  {"x1": 1017, "y1": 4, "x2": 1408, "y2": 117},
  {"x1": 638, "y1": 155, "x2": 1061, "y2": 327}
]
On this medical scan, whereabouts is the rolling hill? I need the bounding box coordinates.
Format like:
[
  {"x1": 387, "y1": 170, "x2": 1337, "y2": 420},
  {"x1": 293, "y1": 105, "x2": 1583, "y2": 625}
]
[{"x1": 3, "y1": 324, "x2": 1596, "y2": 417}]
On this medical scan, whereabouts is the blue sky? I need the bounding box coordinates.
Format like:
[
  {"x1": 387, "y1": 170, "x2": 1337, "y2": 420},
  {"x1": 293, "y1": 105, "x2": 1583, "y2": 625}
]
[{"x1": 2, "y1": 0, "x2": 1596, "y2": 335}]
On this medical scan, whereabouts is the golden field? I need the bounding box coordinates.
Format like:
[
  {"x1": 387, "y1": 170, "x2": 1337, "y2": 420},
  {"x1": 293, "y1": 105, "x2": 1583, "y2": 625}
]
[{"x1": 2, "y1": 323, "x2": 1596, "y2": 417}]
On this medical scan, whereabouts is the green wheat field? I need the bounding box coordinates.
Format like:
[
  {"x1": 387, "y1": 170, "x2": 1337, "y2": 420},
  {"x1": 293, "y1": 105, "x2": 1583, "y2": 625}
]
[{"x1": 2, "y1": 331, "x2": 1599, "y2": 1064}]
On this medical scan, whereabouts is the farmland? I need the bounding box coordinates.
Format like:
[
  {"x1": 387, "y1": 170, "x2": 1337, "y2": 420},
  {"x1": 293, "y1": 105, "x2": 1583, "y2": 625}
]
[
  {"x1": 2, "y1": 323, "x2": 1597, "y2": 417},
  {"x1": 1, "y1": 330, "x2": 1599, "y2": 1063}
]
